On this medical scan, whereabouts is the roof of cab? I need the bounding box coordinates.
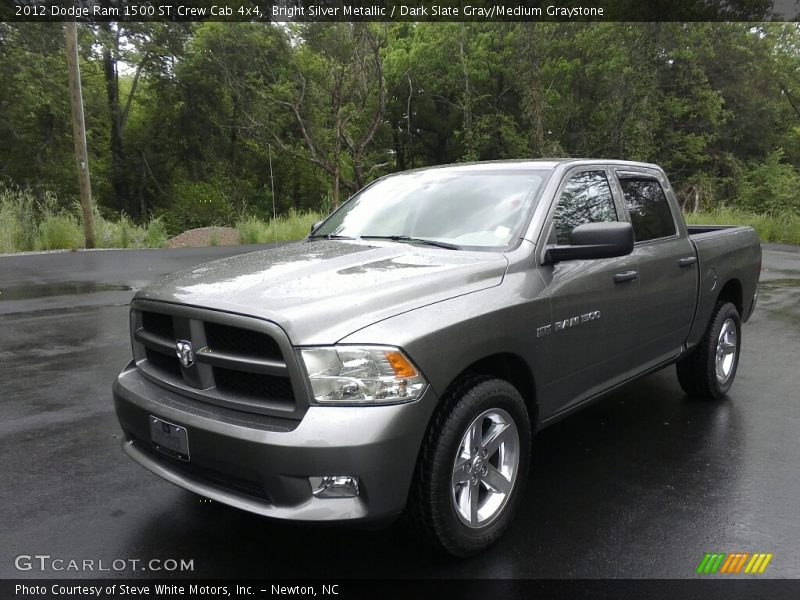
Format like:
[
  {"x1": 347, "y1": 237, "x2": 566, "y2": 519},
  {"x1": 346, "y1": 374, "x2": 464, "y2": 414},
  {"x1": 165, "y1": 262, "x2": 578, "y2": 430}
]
[{"x1": 393, "y1": 158, "x2": 663, "y2": 174}]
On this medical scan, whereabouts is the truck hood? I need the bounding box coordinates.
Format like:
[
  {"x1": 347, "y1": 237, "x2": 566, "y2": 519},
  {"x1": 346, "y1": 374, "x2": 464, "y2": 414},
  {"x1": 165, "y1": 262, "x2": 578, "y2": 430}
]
[{"x1": 136, "y1": 240, "x2": 508, "y2": 345}]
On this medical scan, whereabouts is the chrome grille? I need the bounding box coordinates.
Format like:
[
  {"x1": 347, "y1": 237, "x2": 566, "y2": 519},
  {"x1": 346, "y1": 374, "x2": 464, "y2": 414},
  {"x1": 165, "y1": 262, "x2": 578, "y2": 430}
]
[{"x1": 130, "y1": 300, "x2": 307, "y2": 418}]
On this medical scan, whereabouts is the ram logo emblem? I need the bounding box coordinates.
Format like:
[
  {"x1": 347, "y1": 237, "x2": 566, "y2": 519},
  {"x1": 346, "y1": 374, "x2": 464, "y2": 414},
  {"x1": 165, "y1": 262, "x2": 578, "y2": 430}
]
[{"x1": 176, "y1": 340, "x2": 194, "y2": 368}]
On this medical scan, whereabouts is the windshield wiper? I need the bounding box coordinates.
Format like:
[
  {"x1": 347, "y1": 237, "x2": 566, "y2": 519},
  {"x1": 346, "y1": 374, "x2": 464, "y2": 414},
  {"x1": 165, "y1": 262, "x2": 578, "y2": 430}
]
[
  {"x1": 360, "y1": 235, "x2": 461, "y2": 250},
  {"x1": 308, "y1": 234, "x2": 357, "y2": 240}
]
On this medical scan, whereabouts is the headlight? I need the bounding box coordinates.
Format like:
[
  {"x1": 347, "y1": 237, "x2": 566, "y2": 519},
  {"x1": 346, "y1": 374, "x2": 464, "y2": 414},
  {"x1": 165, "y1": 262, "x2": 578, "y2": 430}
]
[{"x1": 300, "y1": 345, "x2": 427, "y2": 405}]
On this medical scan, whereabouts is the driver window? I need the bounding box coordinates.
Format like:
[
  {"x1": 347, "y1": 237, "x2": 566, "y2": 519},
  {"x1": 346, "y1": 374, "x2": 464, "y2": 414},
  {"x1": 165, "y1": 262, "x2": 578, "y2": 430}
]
[{"x1": 552, "y1": 171, "x2": 618, "y2": 244}]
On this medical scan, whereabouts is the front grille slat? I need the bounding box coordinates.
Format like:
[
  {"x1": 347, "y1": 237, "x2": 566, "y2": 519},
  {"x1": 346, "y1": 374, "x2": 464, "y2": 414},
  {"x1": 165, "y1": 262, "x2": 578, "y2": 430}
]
[
  {"x1": 195, "y1": 348, "x2": 288, "y2": 376},
  {"x1": 132, "y1": 305, "x2": 300, "y2": 417},
  {"x1": 134, "y1": 328, "x2": 176, "y2": 355}
]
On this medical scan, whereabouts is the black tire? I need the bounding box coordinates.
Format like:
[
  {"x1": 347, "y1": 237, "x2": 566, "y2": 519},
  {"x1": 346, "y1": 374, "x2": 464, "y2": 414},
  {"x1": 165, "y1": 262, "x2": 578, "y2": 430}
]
[
  {"x1": 676, "y1": 302, "x2": 742, "y2": 399},
  {"x1": 407, "y1": 376, "x2": 532, "y2": 557}
]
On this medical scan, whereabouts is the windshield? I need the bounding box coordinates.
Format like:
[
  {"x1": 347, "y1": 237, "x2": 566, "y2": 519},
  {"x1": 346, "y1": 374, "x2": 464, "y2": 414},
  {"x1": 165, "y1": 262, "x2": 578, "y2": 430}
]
[{"x1": 313, "y1": 169, "x2": 549, "y2": 250}]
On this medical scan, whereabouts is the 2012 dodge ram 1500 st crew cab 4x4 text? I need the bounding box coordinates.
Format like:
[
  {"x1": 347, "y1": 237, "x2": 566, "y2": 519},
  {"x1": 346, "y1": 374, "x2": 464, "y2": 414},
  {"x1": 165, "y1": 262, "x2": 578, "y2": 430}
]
[{"x1": 113, "y1": 160, "x2": 761, "y2": 556}]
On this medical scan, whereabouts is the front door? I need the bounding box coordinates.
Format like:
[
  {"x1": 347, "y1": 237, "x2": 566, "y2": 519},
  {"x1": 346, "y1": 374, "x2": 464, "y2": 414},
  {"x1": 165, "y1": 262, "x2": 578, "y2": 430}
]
[{"x1": 537, "y1": 168, "x2": 642, "y2": 418}]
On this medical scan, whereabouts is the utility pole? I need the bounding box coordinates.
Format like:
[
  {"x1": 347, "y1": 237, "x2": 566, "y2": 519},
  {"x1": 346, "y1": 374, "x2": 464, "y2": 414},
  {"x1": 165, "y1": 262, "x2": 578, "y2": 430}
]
[{"x1": 65, "y1": 20, "x2": 96, "y2": 249}]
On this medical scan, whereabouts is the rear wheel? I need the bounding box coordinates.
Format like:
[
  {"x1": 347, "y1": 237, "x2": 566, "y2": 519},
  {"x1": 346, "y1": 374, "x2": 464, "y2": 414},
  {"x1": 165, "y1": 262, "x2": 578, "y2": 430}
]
[
  {"x1": 407, "y1": 376, "x2": 531, "y2": 556},
  {"x1": 677, "y1": 302, "x2": 741, "y2": 399}
]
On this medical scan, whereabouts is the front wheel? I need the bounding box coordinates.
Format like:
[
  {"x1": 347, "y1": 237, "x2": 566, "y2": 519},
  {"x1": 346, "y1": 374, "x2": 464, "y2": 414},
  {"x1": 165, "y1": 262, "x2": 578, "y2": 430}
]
[
  {"x1": 407, "y1": 377, "x2": 532, "y2": 556},
  {"x1": 677, "y1": 301, "x2": 742, "y2": 399}
]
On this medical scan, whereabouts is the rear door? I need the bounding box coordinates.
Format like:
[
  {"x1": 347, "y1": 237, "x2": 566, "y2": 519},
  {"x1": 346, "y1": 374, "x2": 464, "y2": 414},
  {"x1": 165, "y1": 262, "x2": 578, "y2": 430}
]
[
  {"x1": 613, "y1": 169, "x2": 698, "y2": 368},
  {"x1": 537, "y1": 167, "x2": 642, "y2": 417}
]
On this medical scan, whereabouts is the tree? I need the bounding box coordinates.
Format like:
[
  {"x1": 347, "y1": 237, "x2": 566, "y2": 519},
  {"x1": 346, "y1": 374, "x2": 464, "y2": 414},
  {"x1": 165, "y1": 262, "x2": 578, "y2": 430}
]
[
  {"x1": 0, "y1": 23, "x2": 78, "y2": 199},
  {"x1": 3, "y1": 21, "x2": 800, "y2": 225},
  {"x1": 94, "y1": 22, "x2": 191, "y2": 217},
  {"x1": 268, "y1": 23, "x2": 388, "y2": 207}
]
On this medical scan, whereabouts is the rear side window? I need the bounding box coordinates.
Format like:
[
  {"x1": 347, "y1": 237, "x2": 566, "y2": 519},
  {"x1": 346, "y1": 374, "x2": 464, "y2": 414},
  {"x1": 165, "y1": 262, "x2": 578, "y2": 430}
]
[
  {"x1": 619, "y1": 177, "x2": 676, "y2": 242},
  {"x1": 552, "y1": 170, "x2": 617, "y2": 245}
]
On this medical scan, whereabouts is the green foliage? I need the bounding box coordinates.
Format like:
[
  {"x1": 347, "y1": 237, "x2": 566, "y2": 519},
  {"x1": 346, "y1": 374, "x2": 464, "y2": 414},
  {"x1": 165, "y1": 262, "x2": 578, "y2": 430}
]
[
  {"x1": 0, "y1": 185, "x2": 170, "y2": 252},
  {"x1": 0, "y1": 23, "x2": 81, "y2": 202},
  {"x1": 236, "y1": 216, "x2": 265, "y2": 245},
  {"x1": 37, "y1": 212, "x2": 83, "y2": 251},
  {"x1": 161, "y1": 178, "x2": 237, "y2": 234},
  {"x1": 101, "y1": 216, "x2": 169, "y2": 249},
  {"x1": 143, "y1": 218, "x2": 169, "y2": 248},
  {"x1": 685, "y1": 207, "x2": 800, "y2": 245},
  {"x1": 737, "y1": 151, "x2": 800, "y2": 215},
  {"x1": 236, "y1": 210, "x2": 322, "y2": 245},
  {"x1": 1, "y1": 21, "x2": 800, "y2": 247},
  {"x1": 0, "y1": 187, "x2": 38, "y2": 253}
]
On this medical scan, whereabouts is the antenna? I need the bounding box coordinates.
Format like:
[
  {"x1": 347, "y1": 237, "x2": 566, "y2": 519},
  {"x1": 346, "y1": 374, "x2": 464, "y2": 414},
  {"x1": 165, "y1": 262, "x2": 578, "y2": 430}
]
[{"x1": 268, "y1": 143, "x2": 277, "y2": 247}]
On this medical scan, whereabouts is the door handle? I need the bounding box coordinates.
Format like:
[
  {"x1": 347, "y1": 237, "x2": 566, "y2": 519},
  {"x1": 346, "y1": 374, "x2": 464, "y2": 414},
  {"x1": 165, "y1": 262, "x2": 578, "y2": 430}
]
[
  {"x1": 678, "y1": 256, "x2": 697, "y2": 268},
  {"x1": 613, "y1": 270, "x2": 639, "y2": 284}
]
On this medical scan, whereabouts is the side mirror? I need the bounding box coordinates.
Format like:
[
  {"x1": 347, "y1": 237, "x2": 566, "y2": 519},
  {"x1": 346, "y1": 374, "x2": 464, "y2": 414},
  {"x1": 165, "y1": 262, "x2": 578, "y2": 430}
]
[
  {"x1": 543, "y1": 222, "x2": 634, "y2": 264},
  {"x1": 310, "y1": 220, "x2": 323, "y2": 234}
]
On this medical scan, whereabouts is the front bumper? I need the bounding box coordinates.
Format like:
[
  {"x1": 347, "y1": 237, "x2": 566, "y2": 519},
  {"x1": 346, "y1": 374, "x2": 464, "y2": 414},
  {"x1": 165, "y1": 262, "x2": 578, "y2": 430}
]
[{"x1": 113, "y1": 362, "x2": 437, "y2": 523}]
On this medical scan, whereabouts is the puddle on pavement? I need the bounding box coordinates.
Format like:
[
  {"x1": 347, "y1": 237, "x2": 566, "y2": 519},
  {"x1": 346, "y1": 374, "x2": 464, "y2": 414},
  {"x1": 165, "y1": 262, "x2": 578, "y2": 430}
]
[
  {"x1": 756, "y1": 278, "x2": 800, "y2": 324},
  {"x1": 0, "y1": 281, "x2": 132, "y2": 301}
]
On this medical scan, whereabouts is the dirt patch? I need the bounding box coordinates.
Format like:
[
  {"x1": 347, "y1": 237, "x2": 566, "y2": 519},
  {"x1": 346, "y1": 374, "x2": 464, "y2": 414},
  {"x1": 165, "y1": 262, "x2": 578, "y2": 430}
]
[{"x1": 167, "y1": 227, "x2": 240, "y2": 248}]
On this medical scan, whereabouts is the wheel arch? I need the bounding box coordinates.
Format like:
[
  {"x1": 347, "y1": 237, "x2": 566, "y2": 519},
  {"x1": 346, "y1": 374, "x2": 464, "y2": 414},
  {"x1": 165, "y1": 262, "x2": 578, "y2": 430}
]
[
  {"x1": 716, "y1": 278, "x2": 744, "y2": 316},
  {"x1": 444, "y1": 352, "x2": 539, "y2": 432}
]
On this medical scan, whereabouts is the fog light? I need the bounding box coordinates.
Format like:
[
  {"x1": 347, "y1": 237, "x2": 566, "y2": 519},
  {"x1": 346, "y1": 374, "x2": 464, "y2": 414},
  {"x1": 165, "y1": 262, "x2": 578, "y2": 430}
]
[{"x1": 309, "y1": 475, "x2": 359, "y2": 498}]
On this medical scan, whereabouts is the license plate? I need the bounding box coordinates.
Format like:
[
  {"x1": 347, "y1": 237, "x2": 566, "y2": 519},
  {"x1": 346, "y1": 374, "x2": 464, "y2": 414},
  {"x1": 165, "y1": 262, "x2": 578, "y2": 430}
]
[{"x1": 149, "y1": 416, "x2": 190, "y2": 461}]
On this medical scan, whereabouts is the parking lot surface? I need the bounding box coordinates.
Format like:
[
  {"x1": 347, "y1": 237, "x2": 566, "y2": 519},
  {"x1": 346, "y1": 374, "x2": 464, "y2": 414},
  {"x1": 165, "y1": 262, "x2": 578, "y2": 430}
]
[{"x1": 1, "y1": 243, "x2": 798, "y2": 578}]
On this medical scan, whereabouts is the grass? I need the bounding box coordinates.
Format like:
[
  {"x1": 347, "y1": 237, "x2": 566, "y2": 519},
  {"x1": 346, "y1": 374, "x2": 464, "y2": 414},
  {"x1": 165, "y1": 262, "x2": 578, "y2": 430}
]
[
  {"x1": 37, "y1": 212, "x2": 84, "y2": 250},
  {"x1": 0, "y1": 186, "x2": 169, "y2": 253},
  {"x1": 684, "y1": 207, "x2": 800, "y2": 245},
  {"x1": 92, "y1": 211, "x2": 169, "y2": 249},
  {"x1": 0, "y1": 185, "x2": 322, "y2": 253},
  {"x1": 236, "y1": 209, "x2": 322, "y2": 245},
  {"x1": 0, "y1": 189, "x2": 38, "y2": 253}
]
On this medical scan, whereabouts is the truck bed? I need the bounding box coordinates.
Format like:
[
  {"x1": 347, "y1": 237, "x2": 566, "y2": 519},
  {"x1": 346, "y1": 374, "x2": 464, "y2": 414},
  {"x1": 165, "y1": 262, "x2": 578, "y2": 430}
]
[
  {"x1": 685, "y1": 224, "x2": 761, "y2": 347},
  {"x1": 687, "y1": 224, "x2": 750, "y2": 237}
]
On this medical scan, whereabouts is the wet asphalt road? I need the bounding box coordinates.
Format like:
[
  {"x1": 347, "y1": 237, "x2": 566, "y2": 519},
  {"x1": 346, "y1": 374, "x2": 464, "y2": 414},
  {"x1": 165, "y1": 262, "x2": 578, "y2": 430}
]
[{"x1": 1, "y1": 243, "x2": 798, "y2": 579}]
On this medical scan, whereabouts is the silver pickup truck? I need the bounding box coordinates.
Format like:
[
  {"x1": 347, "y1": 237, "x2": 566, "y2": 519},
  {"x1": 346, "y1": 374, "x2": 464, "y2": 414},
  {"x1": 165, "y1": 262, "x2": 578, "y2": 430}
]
[{"x1": 113, "y1": 159, "x2": 760, "y2": 556}]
